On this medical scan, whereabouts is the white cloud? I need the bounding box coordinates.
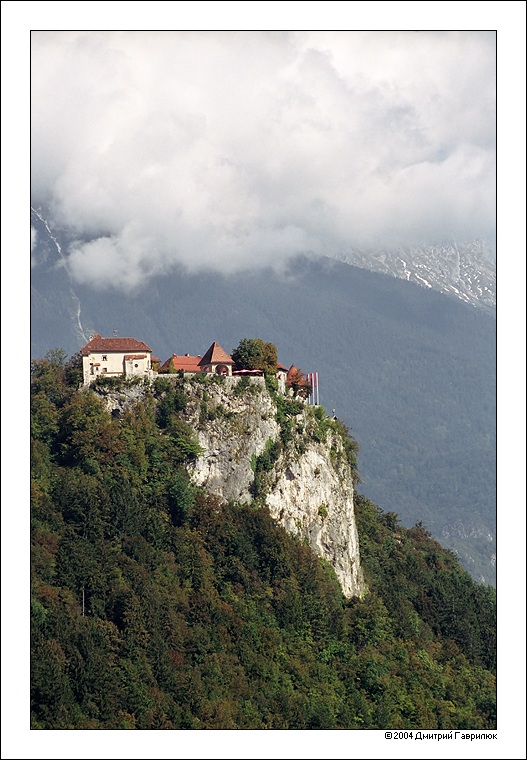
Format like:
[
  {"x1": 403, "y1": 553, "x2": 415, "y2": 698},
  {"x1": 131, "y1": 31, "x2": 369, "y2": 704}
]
[{"x1": 31, "y1": 31, "x2": 496, "y2": 290}]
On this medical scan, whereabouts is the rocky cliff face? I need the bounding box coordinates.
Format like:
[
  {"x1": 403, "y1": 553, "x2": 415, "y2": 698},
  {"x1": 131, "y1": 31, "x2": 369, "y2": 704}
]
[
  {"x1": 96, "y1": 374, "x2": 365, "y2": 597},
  {"x1": 179, "y1": 376, "x2": 365, "y2": 598}
]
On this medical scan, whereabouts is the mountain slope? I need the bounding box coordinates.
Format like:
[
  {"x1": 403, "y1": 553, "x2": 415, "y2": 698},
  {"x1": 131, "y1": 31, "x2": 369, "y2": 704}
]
[
  {"x1": 30, "y1": 359, "x2": 496, "y2": 729},
  {"x1": 332, "y1": 239, "x2": 496, "y2": 312},
  {"x1": 31, "y1": 228, "x2": 496, "y2": 584}
]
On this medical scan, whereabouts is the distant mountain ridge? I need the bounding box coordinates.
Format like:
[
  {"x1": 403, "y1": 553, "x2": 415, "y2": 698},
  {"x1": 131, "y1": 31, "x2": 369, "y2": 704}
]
[
  {"x1": 331, "y1": 239, "x2": 496, "y2": 312},
  {"x1": 30, "y1": 214, "x2": 496, "y2": 584}
]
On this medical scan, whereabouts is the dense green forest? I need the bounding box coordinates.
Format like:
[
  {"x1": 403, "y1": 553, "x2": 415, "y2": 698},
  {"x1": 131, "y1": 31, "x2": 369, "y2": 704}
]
[{"x1": 31, "y1": 351, "x2": 496, "y2": 729}]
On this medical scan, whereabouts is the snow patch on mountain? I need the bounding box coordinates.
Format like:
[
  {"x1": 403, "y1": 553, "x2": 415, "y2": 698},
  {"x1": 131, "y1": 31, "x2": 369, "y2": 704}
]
[{"x1": 333, "y1": 240, "x2": 496, "y2": 312}]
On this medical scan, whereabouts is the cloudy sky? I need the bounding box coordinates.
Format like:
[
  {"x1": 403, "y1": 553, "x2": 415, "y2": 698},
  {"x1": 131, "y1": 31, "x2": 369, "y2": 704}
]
[{"x1": 31, "y1": 30, "x2": 496, "y2": 289}]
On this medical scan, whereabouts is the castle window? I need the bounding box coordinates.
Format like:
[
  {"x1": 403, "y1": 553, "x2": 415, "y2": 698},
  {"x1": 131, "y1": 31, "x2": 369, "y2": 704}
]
[{"x1": 102, "y1": 355, "x2": 108, "y2": 361}]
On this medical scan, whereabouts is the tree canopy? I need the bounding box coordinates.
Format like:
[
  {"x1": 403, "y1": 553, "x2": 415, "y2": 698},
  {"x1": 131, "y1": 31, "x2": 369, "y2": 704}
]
[
  {"x1": 30, "y1": 351, "x2": 496, "y2": 730},
  {"x1": 286, "y1": 366, "x2": 312, "y2": 398},
  {"x1": 232, "y1": 338, "x2": 277, "y2": 375}
]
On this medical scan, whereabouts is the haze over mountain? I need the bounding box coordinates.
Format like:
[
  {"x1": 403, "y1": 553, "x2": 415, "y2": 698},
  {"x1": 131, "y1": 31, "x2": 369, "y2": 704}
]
[{"x1": 31, "y1": 32, "x2": 495, "y2": 285}]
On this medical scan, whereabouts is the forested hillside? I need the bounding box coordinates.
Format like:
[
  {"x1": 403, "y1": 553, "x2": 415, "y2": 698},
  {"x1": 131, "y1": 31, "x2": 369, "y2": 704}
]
[
  {"x1": 31, "y1": 352, "x2": 496, "y2": 729},
  {"x1": 30, "y1": 247, "x2": 496, "y2": 584}
]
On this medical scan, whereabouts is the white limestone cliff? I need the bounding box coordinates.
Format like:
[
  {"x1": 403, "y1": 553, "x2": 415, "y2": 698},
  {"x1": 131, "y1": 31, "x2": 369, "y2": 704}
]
[{"x1": 180, "y1": 376, "x2": 365, "y2": 598}]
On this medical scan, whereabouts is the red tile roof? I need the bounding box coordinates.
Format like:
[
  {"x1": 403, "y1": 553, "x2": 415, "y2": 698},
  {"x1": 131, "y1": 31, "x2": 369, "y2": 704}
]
[
  {"x1": 160, "y1": 354, "x2": 202, "y2": 372},
  {"x1": 198, "y1": 342, "x2": 234, "y2": 367},
  {"x1": 123, "y1": 354, "x2": 147, "y2": 360},
  {"x1": 286, "y1": 365, "x2": 299, "y2": 381},
  {"x1": 80, "y1": 333, "x2": 152, "y2": 355}
]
